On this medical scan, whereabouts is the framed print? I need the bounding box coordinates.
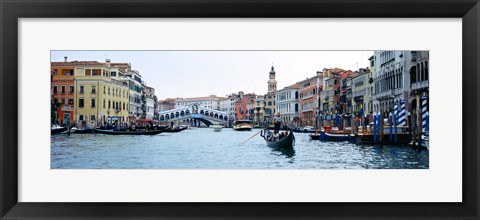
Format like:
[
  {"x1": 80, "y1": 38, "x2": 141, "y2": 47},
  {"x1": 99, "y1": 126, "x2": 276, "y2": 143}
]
[{"x1": 1, "y1": 0, "x2": 479, "y2": 219}]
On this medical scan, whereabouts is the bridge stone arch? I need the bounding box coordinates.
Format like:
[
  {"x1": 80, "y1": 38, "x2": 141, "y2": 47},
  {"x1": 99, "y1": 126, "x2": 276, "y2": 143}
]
[{"x1": 157, "y1": 105, "x2": 229, "y2": 127}]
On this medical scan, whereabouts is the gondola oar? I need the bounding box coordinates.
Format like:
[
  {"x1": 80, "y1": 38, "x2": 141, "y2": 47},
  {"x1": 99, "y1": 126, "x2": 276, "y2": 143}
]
[{"x1": 240, "y1": 129, "x2": 263, "y2": 144}]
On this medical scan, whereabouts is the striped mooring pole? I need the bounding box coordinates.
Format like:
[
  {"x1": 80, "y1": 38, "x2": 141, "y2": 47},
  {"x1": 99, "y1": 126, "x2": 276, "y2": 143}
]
[
  {"x1": 422, "y1": 96, "x2": 428, "y2": 132},
  {"x1": 389, "y1": 112, "x2": 393, "y2": 141},
  {"x1": 373, "y1": 112, "x2": 377, "y2": 143},
  {"x1": 398, "y1": 100, "x2": 406, "y2": 126}
]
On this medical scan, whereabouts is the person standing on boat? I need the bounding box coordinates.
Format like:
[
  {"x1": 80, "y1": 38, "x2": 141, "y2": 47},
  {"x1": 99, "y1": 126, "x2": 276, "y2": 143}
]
[{"x1": 274, "y1": 112, "x2": 282, "y2": 133}]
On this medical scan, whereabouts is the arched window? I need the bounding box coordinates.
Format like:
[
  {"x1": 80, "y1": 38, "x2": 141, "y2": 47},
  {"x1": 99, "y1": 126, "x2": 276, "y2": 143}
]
[
  {"x1": 425, "y1": 61, "x2": 429, "y2": 81},
  {"x1": 420, "y1": 62, "x2": 424, "y2": 82}
]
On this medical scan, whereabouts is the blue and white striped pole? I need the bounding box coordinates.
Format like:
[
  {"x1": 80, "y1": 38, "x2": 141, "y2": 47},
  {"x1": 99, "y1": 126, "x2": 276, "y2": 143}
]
[
  {"x1": 425, "y1": 111, "x2": 429, "y2": 132},
  {"x1": 389, "y1": 112, "x2": 393, "y2": 141},
  {"x1": 373, "y1": 112, "x2": 377, "y2": 143},
  {"x1": 398, "y1": 101, "x2": 406, "y2": 126},
  {"x1": 394, "y1": 101, "x2": 398, "y2": 142},
  {"x1": 422, "y1": 96, "x2": 428, "y2": 132}
]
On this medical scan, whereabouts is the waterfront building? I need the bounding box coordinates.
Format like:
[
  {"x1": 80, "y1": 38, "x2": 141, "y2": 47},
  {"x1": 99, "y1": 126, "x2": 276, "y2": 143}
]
[
  {"x1": 372, "y1": 51, "x2": 413, "y2": 115},
  {"x1": 220, "y1": 92, "x2": 242, "y2": 126},
  {"x1": 174, "y1": 95, "x2": 224, "y2": 110},
  {"x1": 122, "y1": 69, "x2": 144, "y2": 122},
  {"x1": 318, "y1": 68, "x2": 345, "y2": 113},
  {"x1": 234, "y1": 92, "x2": 256, "y2": 120},
  {"x1": 340, "y1": 75, "x2": 355, "y2": 115},
  {"x1": 72, "y1": 60, "x2": 129, "y2": 126},
  {"x1": 275, "y1": 84, "x2": 299, "y2": 127},
  {"x1": 367, "y1": 56, "x2": 375, "y2": 113},
  {"x1": 143, "y1": 86, "x2": 157, "y2": 120},
  {"x1": 297, "y1": 73, "x2": 322, "y2": 127},
  {"x1": 264, "y1": 66, "x2": 277, "y2": 121},
  {"x1": 253, "y1": 95, "x2": 265, "y2": 126},
  {"x1": 158, "y1": 98, "x2": 175, "y2": 112},
  {"x1": 407, "y1": 51, "x2": 429, "y2": 132},
  {"x1": 51, "y1": 57, "x2": 75, "y2": 125},
  {"x1": 408, "y1": 51, "x2": 429, "y2": 107},
  {"x1": 351, "y1": 68, "x2": 372, "y2": 116}
]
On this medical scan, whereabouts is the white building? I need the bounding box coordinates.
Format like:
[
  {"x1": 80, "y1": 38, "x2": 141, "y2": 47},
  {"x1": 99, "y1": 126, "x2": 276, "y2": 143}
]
[
  {"x1": 143, "y1": 86, "x2": 157, "y2": 120},
  {"x1": 220, "y1": 92, "x2": 241, "y2": 124},
  {"x1": 275, "y1": 84, "x2": 299, "y2": 125},
  {"x1": 174, "y1": 95, "x2": 224, "y2": 110},
  {"x1": 372, "y1": 50, "x2": 413, "y2": 114}
]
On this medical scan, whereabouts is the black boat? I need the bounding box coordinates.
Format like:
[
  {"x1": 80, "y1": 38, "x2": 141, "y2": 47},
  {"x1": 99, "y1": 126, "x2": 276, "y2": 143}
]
[
  {"x1": 51, "y1": 125, "x2": 68, "y2": 134},
  {"x1": 163, "y1": 126, "x2": 188, "y2": 133},
  {"x1": 261, "y1": 129, "x2": 295, "y2": 150},
  {"x1": 69, "y1": 126, "x2": 94, "y2": 134},
  {"x1": 93, "y1": 127, "x2": 167, "y2": 135}
]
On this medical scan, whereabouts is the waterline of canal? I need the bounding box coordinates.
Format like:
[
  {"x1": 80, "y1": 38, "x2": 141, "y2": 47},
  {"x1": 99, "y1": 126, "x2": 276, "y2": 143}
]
[{"x1": 51, "y1": 128, "x2": 429, "y2": 169}]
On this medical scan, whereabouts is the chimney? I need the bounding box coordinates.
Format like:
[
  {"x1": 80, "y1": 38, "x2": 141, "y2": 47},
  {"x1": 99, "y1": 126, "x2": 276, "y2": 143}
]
[
  {"x1": 106, "y1": 59, "x2": 111, "y2": 67},
  {"x1": 64, "y1": 56, "x2": 68, "y2": 62}
]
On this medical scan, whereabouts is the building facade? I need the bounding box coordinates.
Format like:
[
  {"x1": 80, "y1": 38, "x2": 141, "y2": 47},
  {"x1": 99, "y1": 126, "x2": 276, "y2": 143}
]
[
  {"x1": 51, "y1": 59, "x2": 75, "y2": 125},
  {"x1": 275, "y1": 84, "x2": 299, "y2": 127},
  {"x1": 298, "y1": 75, "x2": 321, "y2": 127},
  {"x1": 73, "y1": 61, "x2": 129, "y2": 126},
  {"x1": 372, "y1": 50, "x2": 412, "y2": 115},
  {"x1": 174, "y1": 95, "x2": 224, "y2": 110}
]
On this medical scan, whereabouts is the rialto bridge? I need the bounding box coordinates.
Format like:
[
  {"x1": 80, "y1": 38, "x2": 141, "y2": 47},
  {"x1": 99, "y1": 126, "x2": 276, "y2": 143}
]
[{"x1": 157, "y1": 105, "x2": 229, "y2": 127}]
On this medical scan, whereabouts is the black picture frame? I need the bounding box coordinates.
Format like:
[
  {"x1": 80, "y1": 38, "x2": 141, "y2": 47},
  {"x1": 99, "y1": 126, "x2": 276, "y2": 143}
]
[{"x1": 1, "y1": 0, "x2": 478, "y2": 219}]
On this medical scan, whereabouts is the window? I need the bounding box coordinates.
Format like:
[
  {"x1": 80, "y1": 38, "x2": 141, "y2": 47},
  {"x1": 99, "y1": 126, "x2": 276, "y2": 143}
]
[
  {"x1": 53, "y1": 70, "x2": 58, "y2": 76},
  {"x1": 61, "y1": 98, "x2": 65, "y2": 104},
  {"x1": 108, "y1": 100, "x2": 111, "y2": 109},
  {"x1": 90, "y1": 115, "x2": 96, "y2": 121},
  {"x1": 69, "y1": 85, "x2": 74, "y2": 93},
  {"x1": 85, "y1": 69, "x2": 91, "y2": 76},
  {"x1": 123, "y1": 103, "x2": 126, "y2": 110},
  {"x1": 103, "y1": 99, "x2": 106, "y2": 108},
  {"x1": 108, "y1": 87, "x2": 110, "y2": 95},
  {"x1": 79, "y1": 98, "x2": 84, "y2": 108},
  {"x1": 79, "y1": 85, "x2": 84, "y2": 94},
  {"x1": 91, "y1": 85, "x2": 96, "y2": 94},
  {"x1": 79, "y1": 115, "x2": 84, "y2": 121},
  {"x1": 61, "y1": 85, "x2": 66, "y2": 94},
  {"x1": 103, "y1": 86, "x2": 106, "y2": 94},
  {"x1": 68, "y1": 98, "x2": 74, "y2": 105},
  {"x1": 111, "y1": 71, "x2": 116, "y2": 77},
  {"x1": 53, "y1": 85, "x2": 58, "y2": 94}
]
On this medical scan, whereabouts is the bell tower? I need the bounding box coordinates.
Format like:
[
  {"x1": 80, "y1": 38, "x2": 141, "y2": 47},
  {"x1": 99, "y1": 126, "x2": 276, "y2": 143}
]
[{"x1": 267, "y1": 65, "x2": 277, "y2": 94}]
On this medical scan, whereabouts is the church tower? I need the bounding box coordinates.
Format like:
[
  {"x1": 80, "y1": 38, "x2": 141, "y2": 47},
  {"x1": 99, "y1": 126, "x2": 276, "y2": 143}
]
[{"x1": 267, "y1": 66, "x2": 277, "y2": 94}]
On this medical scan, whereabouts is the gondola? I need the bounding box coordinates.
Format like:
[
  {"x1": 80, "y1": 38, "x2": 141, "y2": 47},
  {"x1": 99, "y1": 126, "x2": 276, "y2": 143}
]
[
  {"x1": 261, "y1": 129, "x2": 295, "y2": 150},
  {"x1": 93, "y1": 127, "x2": 167, "y2": 135},
  {"x1": 163, "y1": 126, "x2": 188, "y2": 133}
]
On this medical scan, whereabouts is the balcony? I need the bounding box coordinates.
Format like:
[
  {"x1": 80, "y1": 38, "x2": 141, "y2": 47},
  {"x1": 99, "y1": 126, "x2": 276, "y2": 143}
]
[
  {"x1": 411, "y1": 80, "x2": 429, "y2": 91},
  {"x1": 302, "y1": 94, "x2": 314, "y2": 99}
]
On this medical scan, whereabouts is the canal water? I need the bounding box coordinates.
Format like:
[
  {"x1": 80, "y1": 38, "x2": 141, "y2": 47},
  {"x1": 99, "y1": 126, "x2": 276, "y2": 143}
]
[{"x1": 51, "y1": 128, "x2": 429, "y2": 169}]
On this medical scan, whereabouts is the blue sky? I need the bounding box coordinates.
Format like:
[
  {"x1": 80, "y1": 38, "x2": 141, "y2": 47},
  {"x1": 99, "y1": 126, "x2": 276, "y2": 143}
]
[{"x1": 51, "y1": 51, "x2": 373, "y2": 100}]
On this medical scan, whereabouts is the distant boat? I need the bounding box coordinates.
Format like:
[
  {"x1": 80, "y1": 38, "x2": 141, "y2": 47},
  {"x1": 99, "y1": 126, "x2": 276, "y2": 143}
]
[
  {"x1": 163, "y1": 126, "x2": 188, "y2": 133},
  {"x1": 51, "y1": 125, "x2": 67, "y2": 134},
  {"x1": 93, "y1": 127, "x2": 167, "y2": 135},
  {"x1": 233, "y1": 120, "x2": 253, "y2": 131},
  {"x1": 210, "y1": 124, "x2": 223, "y2": 132},
  {"x1": 261, "y1": 129, "x2": 295, "y2": 150}
]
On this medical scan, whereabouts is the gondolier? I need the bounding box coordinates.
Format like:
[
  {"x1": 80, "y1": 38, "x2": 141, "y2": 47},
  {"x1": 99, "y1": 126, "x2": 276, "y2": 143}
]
[{"x1": 274, "y1": 112, "x2": 282, "y2": 133}]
